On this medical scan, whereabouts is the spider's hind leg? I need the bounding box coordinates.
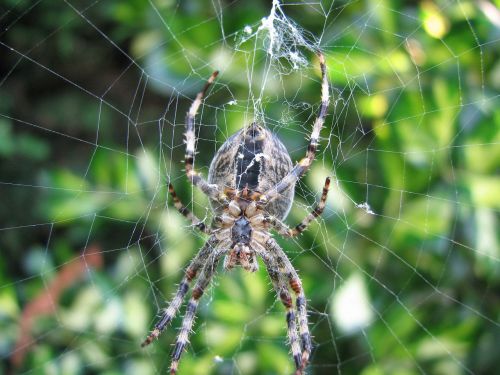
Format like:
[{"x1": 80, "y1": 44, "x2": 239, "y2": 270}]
[
  {"x1": 258, "y1": 53, "x2": 329, "y2": 205},
  {"x1": 184, "y1": 71, "x2": 222, "y2": 202}
]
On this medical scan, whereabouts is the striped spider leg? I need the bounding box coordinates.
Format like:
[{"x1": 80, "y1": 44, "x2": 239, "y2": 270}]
[
  {"x1": 184, "y1": 70, "x2": 227, "y2": 204},
  {"x1": 264, "y1": 177, "x2": 331, "y2": 237},
  {"x1": 168, "y1": 183, "x2": 209, "y2": 233},
  {"x1": 264, "y1": 237, "x2": 313, "y2": 374},
  {"x1": 141, "y1": 235, "x2": 221, "y2": 347},
  {"x1": 252, "y1": 240, "x2": 303, "y2": 372},
  {"x1": 249, "y1": 178, "x2": 330, "y2": 374},
  {"x1": 142, "y1": 235, "x2": 230, "y2": 374},
  {"x1": 168, "y1": 245, "x2": 228, "y2": 374},
  {"x1": 250, "y1": 226, "x2": 313, "y2": 375},
  {"x1": 258, "y1": 53, "x2": 330, "y2": 206}
]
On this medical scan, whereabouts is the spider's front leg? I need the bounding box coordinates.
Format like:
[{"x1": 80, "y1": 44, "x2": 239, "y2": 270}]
[
  {"x1": 253, "y1": 241, "x2": 303, "y2": 372},
  {"x1": 141, "y1": 235, "x2": 220, "y2": 347},
  {"x1": 265, "y1": 237, "x2": 313, "y2": 374},
  {"x1": 169, "y1": 246, "x2": 227, "y2": 374}
]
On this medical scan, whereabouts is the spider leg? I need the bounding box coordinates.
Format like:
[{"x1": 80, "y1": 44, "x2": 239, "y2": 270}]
[
  {"x1": 252, "y1": 241, "x2": 303, "y2": 372},
  {"x1": 258, "y1": 53, "x2": 329, "y2": 206},
  {"x1": 168, "y1": 183, "x2": 209, "y2": 233},
  {"x1": 141, "y1": 236, "x2": 220, "y2": 347},
  {"x1": 265, "y1": 177, "x2": 330, "y2": 237},
  {"x1": 185, "y1": 71, "x2": 223, "y2": 202},
  {"x1": 265, "y1": 237, "x2": 313, "y2": 374},
  {"x1": 169, "y1": 246, "x2": 227, "y2": 374}
]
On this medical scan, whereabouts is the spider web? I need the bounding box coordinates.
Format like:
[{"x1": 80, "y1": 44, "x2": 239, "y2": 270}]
[{"x1": 1, "y1": 0, "x2": 499, "y2": 374}]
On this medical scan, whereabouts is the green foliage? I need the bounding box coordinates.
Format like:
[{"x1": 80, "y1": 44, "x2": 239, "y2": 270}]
[{"x1": 0, "y1": 1, "x2": 498, "y2": 374}]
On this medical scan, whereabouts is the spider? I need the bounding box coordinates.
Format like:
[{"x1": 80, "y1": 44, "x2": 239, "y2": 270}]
[{"x1": 142, "y1": 53, "x2": 330, "y2": 375}]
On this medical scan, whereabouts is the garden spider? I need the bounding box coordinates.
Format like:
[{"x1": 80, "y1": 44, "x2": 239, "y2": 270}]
[{"x1": 142, "y1": 53, "x2": 330, "y2": 375}]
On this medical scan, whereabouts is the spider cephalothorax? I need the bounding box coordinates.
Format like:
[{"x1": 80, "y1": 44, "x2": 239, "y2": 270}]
[{"x1": 142, "y1": 53, "x2": 330, "y2": 375}]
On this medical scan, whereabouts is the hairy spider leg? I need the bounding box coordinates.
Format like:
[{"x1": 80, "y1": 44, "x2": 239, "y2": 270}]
[
  {"x1": 258, "y1": 53, "x2": 329, "y2": 205},
  {"x1": 265, "y1": 238, "x2": 313, "y2": 374},
  {"x1": 264, "y1": 177, "x2": 331, "y2": 237},
  {"x1": 141, "y1": 236, "x2": 220, "y2": 347},
  {"x1": 290, "y1": 177, "x2": 330, "y2": 236},
  {"x1": 253, "y1": 241, "x2": 304, "y2": 372},
  {"x1": 168, "y1": 183, "x2": 209, "y2": 233},
  {"x1": 169, "y1": 247, "x2": 226, "y2": 374},
  {"x1": 184, "y1": 71, "x2": 223, "y2": 201}
]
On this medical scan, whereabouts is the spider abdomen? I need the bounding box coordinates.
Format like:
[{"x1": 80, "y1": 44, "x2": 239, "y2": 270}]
[{"x1": 208, "y1": 122, "x2": 294, "y2": 219}]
